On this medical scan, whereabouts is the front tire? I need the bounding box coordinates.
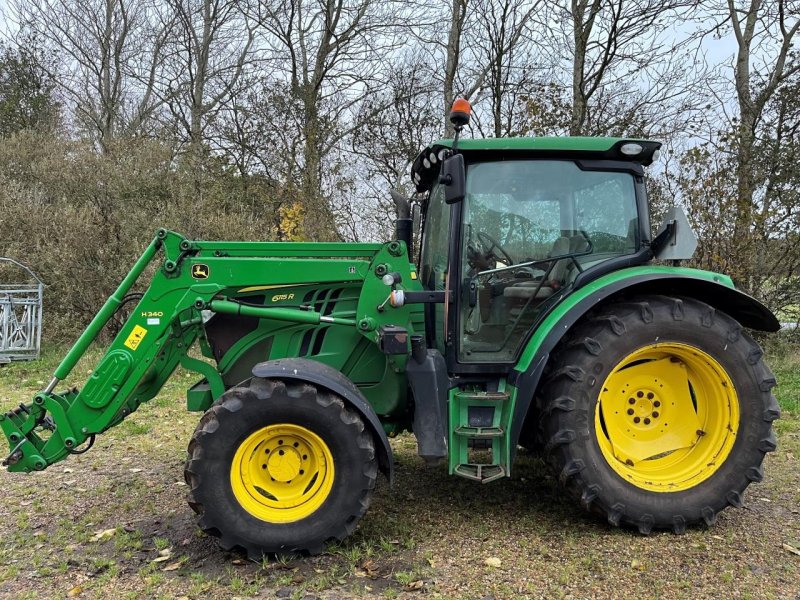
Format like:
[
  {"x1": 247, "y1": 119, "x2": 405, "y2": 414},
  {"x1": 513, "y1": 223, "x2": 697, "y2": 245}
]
[
  {"x1": 540, "y1": 295, "x2": 779, "y2": 533},
  {"x1": 184, "y1": 377, "x2": 377, "y2": 558}
]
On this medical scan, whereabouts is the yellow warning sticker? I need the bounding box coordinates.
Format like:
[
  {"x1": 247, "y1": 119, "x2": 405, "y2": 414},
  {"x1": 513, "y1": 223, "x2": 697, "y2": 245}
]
[
  {"x1": 124, "y1": 325, "x2": 148, "y2": 351},
  {"x1": 410, "y1": 271, "x2": 417, "y2": 280}
]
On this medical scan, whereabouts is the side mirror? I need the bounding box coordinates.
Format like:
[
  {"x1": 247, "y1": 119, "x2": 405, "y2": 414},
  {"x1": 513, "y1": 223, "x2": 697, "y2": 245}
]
[
  {"x1": 440, "y1": 154, "x2": 465, "y2": 204},
  {"x1": 412, "y1": 202, "x2": 421, "y2": 233},
  {"x1": 653, "y1": 206, "x2": 697, "y2": 260}
]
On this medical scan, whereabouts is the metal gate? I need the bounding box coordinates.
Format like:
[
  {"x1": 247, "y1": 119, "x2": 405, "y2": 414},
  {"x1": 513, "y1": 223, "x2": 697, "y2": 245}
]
[{"x1": 0, "y1": 258, "x2": 43, "y2": 363}]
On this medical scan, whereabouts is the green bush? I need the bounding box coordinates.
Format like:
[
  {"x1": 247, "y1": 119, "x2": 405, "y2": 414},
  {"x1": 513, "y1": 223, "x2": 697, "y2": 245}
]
[{"x1": 0, "y1": 131, "x2": 284, "y2": 341}]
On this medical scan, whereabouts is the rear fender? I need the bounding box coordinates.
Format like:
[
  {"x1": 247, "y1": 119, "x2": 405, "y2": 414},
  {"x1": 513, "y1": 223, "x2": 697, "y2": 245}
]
[
  {"x1": 508, "y1": 268, "x2": 779, "y2": 454},
  {"x1": 251, "y1": 358, "x2": 394, "y2": 484}
]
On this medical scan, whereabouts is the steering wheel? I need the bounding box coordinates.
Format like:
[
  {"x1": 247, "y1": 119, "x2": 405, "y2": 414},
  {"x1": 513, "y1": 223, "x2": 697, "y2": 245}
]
[{"x1": 476, "y1": 231, "x2": 514, "y2": 266}]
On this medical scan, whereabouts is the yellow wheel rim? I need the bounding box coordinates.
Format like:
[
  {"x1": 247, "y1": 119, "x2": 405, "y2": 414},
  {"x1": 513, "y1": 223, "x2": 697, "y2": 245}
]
[
  {"x1": 595, "y1": 342, "x2": 739, "y2": 492},
  {"x1": 230, "y1": 424, "x2": 334, "y2": 523}
]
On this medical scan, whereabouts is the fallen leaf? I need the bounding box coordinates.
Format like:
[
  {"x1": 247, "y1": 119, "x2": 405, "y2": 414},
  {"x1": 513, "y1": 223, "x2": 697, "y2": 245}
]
[
  {"x1": 158, "y1": 548, "x2": 172, "y2": 557},
  {"x1": 630, "y1": 559, "x2": 641, "y2": 569},
  {"x1": 162, "y1": 562, "x2": 182, "y2": 572},
  {"x1": 67, "y1": 585, "x2": 83, "y2": 597},
  {"x1": 90, "y1": 528, "x2": 117, "y2": 542},
  {"x1": 711, "y1": 535, "x2": 724, "y2": 541},
  {"x1": 406, "y1": 580, "x2": 424, "y2": 590},
  {"x1": 231, "y1": 558, "x2": 247, "y2": 566},
  {"x1": 484, "y1": 557, "x2": 502, "y2": 568},
  {"x1": 783, "y1": 543, "x2": 800, "y2": 557},
  {"x1": 129, "y1": 468, "x2": 143, "y2": 473},
  {"x1": 152, "y1": 556, "x2": 171, "y2": 563}
]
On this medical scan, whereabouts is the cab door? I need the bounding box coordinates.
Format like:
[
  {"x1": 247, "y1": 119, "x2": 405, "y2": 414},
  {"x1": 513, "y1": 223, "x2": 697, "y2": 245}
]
[{"x1": 417, "y1": 184, "x2": 451, "y2": 353}]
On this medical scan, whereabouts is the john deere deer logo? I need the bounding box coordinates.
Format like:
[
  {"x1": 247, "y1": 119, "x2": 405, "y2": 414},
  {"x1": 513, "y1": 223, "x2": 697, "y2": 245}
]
[{"x1": 192, "y1": 264, "x2": 210, "y2": 279}]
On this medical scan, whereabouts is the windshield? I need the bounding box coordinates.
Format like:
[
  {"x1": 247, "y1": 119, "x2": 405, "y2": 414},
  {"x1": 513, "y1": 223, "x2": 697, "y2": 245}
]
[{"x1": 460, "y1": 160, "x2": 638, "y2": 362}]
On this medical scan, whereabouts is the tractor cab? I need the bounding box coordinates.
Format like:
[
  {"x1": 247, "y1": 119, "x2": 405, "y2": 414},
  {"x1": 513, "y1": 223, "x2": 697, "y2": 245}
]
[{"x1": 412, "y1": 135, "x2": 661, "y2": 368}]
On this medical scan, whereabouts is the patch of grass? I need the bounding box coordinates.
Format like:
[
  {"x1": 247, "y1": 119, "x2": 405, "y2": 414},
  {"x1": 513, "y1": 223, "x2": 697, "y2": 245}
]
[
  {"x1": 119, "y1": 420, "x2": 153, "y2": 436},
  {"x1": 153, "y1": 536, "x2": 171, "y2": 551},
  {"x1": 768, "y1": 342, "x2": 800, "y2": 415}
]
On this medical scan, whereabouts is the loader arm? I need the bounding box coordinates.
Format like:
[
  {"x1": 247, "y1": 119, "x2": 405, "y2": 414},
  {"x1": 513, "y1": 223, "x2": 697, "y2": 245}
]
[{"x1": 1, "y1": 229, "x2": 420, "y2": 473}]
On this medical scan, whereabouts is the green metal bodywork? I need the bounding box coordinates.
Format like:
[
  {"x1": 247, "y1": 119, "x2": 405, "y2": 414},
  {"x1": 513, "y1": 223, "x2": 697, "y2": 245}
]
[{"x1": 0, "y1": 230, "x2": 425, "y2": 473}]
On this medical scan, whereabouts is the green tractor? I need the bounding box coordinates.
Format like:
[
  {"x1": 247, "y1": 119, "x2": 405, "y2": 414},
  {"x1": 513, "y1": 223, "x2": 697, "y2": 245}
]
[{"x1": 1, "y1": 101, "x2": 780, "y2": 557}]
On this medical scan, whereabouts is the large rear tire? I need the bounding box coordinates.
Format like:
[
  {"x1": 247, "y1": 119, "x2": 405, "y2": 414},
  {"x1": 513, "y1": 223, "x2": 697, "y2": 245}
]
[
  {"x1": 184, "y1": 377, "x2": 377, "y2": 558},
  {"x1": 540, "y1": 295, "x2": 779, "y2": 533}
]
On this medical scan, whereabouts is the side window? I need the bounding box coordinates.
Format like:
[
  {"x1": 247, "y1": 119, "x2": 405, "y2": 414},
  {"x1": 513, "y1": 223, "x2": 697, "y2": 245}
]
[
  {"x1": 419, "y1": 185, "x2": 450, "y2": 292},
  {"x1": 575, "y1": 180, "x2": 638, "y2": 253}
]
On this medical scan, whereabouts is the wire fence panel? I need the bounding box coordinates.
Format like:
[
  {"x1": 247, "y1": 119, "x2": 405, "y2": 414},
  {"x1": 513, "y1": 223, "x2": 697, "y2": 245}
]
[{"x1": 0, "y1": 260, "x2": 43, "y2": 363}]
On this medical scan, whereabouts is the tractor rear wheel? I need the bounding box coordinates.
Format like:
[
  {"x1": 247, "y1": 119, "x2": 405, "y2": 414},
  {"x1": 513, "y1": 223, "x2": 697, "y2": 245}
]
[
  {"x1": 540, "y1": 295, "x2": 779, "y2": 533},
  {"x1": 184, "y1": 377, "x2": 377, "y2": 558}
]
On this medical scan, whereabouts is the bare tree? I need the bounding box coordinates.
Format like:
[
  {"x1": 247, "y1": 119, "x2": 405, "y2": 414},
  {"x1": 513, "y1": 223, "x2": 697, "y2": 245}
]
[
  {"x1": 436, "y1": 0, "x2": 543, "y2": 135},
  {"x1": 12, "y1": 0, "x2": 172, "y2": 149},
  {"x1": 471, "y1": 0, "x2": 547, "y2": 138},
  {"x1": 724, "y1": 0, "x2": 799, "y2": 253},
  {"x1": 555, "y1": 0, "x2": 699, "y2": 136},
  {"x1": 161, "y1": 0, "x2": 256, "y2": 161},
  {"x1": 250, "y1": 0, "x2": 406, "y2": 240}
]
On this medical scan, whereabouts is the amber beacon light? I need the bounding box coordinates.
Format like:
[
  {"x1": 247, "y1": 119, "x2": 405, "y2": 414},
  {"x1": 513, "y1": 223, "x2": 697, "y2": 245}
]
[{"x1": 449, "y1": 98, "x2": 471, "y2": 127}]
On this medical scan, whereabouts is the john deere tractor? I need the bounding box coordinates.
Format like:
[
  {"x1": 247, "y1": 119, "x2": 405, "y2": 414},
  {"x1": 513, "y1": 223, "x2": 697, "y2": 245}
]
[{"x1": 1, "y1": 100, "x2": 780, "y2": 557}]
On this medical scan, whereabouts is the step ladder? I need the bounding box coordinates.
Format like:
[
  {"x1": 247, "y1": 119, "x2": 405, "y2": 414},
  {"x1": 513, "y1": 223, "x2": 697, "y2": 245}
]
[{"x1": 449, "y1": 388, "x2": 514, "y2": 483}]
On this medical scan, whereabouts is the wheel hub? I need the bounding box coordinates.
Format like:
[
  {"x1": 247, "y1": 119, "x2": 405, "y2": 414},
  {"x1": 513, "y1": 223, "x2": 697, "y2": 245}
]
[
  {"x1": 626, "y1": 389, "x2": 662, "y2": 425},
  {"x1": 266, "y1": 446, "x2": 302, "y2": 482}
]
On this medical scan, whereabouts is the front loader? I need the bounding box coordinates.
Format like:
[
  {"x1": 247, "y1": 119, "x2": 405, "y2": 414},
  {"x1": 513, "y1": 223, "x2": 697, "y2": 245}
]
[{"x1": 1, "y1": 100, "x2": 781, "y2": 557}]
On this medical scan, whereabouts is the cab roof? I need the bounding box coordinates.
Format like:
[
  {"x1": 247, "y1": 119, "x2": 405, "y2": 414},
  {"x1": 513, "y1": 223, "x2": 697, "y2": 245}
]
[{"x1": 411, "y1": 137, "x2": 661, "y2": 192}]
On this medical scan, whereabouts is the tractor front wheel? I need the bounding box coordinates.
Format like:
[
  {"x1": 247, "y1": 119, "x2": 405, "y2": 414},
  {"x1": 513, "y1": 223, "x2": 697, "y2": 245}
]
[
  {"x1": 184, "y1": 377, "x2": 377, "y2": 558},
  {"x1": 540, "y1": 295, "x2": 779, "y2": 533}
]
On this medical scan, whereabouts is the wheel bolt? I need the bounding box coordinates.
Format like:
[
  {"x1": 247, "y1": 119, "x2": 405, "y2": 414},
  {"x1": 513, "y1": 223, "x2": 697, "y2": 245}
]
[
  {"x1": 627, "y1": 408, "x2": 634, "y2": 415},
  {"x1": 279, "y1": 450, "x2": 285, "y2": 456},
  {"x1": 261, "y1": 464, "x2": 266, "y2": 469},
  {"x1": 628, "y1": 398, "x2": 636, "y2": 405},
  {"x1": 634, "y1": 417, "x2": 640, "y2": 423},
  {"x1": 653, "y1": 412, "x2": 659, "y2": 418},
  {"x1": 644, "y1": 418, "x2": 651, "y2": 425},
  {"x1": 637, "y1": 391, "x2": 644, "y2": 398},
  {"x1": 302, "y1": 454, "x2": 308, "y2": 460},
  {"x1": 654, "y1": 401, "x2": 661, "y2": 408},
  {"x1": 300, "y1": 470, "x2": 304, "y2": 475},
  {"x1": 647, "y1": 392, "x2": 654, "y2": 399}
]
